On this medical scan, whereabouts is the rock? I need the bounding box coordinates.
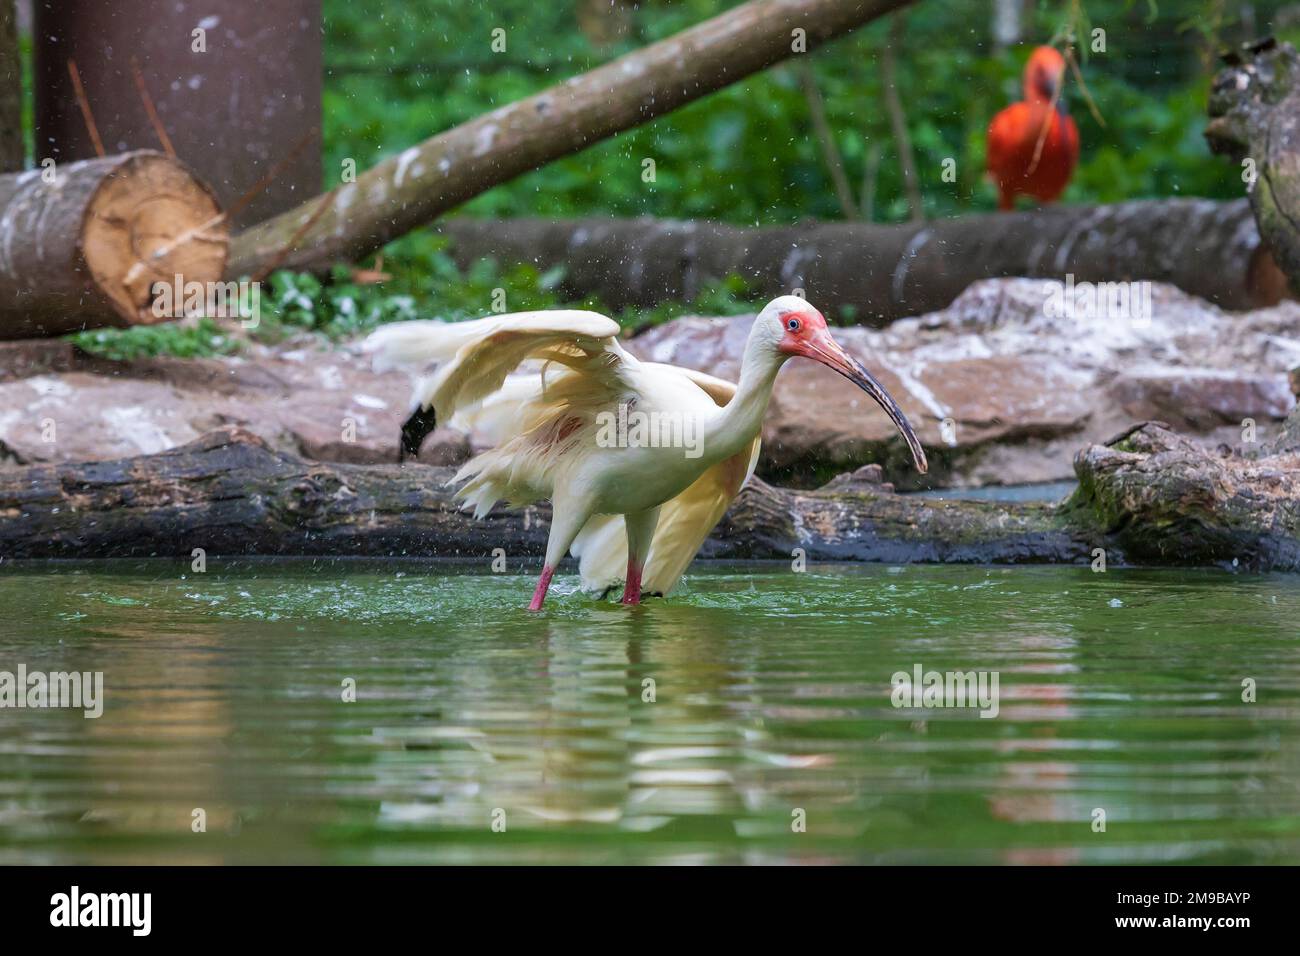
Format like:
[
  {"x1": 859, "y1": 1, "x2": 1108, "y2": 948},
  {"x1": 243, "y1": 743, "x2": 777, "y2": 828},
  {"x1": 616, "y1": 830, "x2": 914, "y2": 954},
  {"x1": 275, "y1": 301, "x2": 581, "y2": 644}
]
[
  {"x1": 1273, "y1": 375, "x2": 1300, "y2": 452},
  {"x1": 821, "y1": 462, "x2": 891, "y2": 492},
  {"x1": 1110, "y1": 369, "x2": 1293, "y2": 430},
  {"x1": 629, "y1": 278, "x2": 1299, "y2": 489},
  {"x1": 0, "y1": 278, "x2": 1295, "y2": 491},
  {"x1": 0, "y1": 344, "x2": 468, "y2": 469}
]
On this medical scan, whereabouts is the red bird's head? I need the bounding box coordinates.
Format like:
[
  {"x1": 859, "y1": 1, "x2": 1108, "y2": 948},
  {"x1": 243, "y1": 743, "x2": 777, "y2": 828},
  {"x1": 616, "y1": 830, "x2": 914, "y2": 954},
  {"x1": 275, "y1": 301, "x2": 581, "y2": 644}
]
[{"x1": 1024, "y1": 46, "x2": 1067, "y2": 103}]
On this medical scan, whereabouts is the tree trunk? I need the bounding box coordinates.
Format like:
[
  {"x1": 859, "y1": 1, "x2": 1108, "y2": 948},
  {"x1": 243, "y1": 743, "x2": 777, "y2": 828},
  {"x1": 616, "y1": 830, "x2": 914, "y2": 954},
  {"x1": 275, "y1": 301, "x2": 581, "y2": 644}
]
[
  {"x1": 1207, "y1": 38, "x2": 1300, "y2": 298},
  {"x1": 0, "y1": 150, "x2": 228, "y2": 339},
  {"x1": 33, "y1": 0, "x2": 321, "y2": 228},
  {"x1": 797, "y1": 61, "x2": 858, "y2": 220},
  {"x1": 881, "y1": 13, "x2": 922, "y2": 221},
  {"x1": 437, "y1": 199, "x2": 1280, "y2": 324},
  {"x1": 992, "y1": 0, "x2": 1021, "y2": 52},
  {"x1": 226, "y1": 0, "x2": 917, "y2": 278},
  {"x1": 0, "y1": 1, "x2": 22, "y2": 173},
  {"x1": 2, "y1": 423, "x2": 1297, "y2": 572}
]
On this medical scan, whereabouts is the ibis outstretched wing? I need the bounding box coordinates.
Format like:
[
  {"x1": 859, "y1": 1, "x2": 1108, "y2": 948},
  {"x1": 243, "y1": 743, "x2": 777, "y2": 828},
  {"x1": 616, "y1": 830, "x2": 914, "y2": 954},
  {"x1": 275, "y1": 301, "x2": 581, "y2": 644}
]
[{"x1": 363, "y1": 310, "x2": 624, "y2": 460}]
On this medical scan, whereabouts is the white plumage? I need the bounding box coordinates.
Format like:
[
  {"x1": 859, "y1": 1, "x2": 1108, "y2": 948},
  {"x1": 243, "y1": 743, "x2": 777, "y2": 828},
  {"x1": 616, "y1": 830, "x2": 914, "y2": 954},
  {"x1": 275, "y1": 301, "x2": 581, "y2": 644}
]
[{"x1": 364, "y1": 297, "x2": 927, "y2": 610}]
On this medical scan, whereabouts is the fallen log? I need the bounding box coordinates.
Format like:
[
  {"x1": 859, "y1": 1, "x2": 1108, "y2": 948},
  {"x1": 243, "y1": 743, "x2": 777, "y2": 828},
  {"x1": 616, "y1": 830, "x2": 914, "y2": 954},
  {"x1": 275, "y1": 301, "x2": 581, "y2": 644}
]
[
  {"x1": 1, "y1": 424, "x2": 1297, "y2": 572},
  {"x1": 0, "y1": 427, "x2": 1082, "y2": 563},
  {"x1": 1207, "y1": 38, "x2": 1300, "y2": 299},
  {"x1": 1063, "y1": 420, "x2": 1300, "y2": 570},
  {"x1": 226, "y1": 0, "x2": 916, "y2": 278},
  {"x1": 438, "y1": 200, "x2": 1282, "y2": 325},
  {"x1": 0, "y1": 150, "x2": 229, "y2": 339}
]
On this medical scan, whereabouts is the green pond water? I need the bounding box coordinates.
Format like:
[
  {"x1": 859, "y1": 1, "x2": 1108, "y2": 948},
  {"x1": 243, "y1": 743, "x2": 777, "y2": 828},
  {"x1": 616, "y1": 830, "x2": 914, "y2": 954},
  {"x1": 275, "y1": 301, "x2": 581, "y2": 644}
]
[{"x1": 2, "y1": 559, "x2": 1299, "y2": 865}]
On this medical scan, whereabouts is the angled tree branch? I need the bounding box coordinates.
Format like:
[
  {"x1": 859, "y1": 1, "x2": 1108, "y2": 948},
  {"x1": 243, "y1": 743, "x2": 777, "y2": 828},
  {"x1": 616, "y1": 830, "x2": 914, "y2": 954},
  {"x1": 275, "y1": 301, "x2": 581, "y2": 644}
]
[{"x1": 227, "y1": 0, "x2": 916, "y2": 277}]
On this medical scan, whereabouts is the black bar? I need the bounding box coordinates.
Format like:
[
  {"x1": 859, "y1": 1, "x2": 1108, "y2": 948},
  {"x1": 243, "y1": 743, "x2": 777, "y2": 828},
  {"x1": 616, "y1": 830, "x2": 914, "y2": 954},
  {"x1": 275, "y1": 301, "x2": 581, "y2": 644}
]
[{"x1": 0, "y1": 865, "x2": 1282, "y2": 941}]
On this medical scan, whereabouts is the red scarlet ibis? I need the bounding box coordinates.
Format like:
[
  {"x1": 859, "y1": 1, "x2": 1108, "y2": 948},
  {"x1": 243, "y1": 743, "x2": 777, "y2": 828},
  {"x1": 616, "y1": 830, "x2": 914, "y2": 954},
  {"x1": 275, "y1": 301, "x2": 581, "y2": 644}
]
[
  {"x1": 365, "y1": 297, "x2": 928, "y2": 610},
  {"x1": 986, "y1": 46, "x2": 1080, "y2": 210}
]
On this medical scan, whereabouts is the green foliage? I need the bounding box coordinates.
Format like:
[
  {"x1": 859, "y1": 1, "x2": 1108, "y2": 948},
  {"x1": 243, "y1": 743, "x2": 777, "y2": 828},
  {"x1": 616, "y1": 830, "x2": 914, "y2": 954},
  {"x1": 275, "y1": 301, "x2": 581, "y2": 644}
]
[
  {"x1": 617, "y1": 273, "x2": 758, "y2": 331},
  {"x1": 68, "y1": 238, "x2": 759, "y2": 360},
  {"x1": 70, "y1": 318, "x2": 239, "y2": 361},
  {"x1": 319, "y1": 0, "x2": 1280, "y2": 226},
  {"x1": 255, "y1": 240, "x2": 568, "y2": 340},
  {"x1": 71, "y1": 0, "x2": 1298, "y2": 361}
]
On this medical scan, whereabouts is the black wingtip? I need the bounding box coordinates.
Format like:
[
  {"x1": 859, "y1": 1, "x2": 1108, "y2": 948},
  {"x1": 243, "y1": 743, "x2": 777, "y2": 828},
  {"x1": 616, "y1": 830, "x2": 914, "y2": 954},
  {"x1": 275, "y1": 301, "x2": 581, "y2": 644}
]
[{"x1": 398, "y1": 406, "x2": 438, "y2": 463}]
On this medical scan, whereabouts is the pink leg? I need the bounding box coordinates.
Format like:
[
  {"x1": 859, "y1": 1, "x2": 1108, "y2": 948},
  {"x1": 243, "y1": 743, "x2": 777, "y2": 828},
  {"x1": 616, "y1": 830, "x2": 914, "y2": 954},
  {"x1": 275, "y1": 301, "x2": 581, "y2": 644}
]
[
  {"x1": 528, "y1": 565, "x2": 555, "y2": 612},
  {"x1": 620, "y1": 559, "x2": 643, "y2": 605},
  {"x1": 620, "y1": 509, "x2": 658, "y2": 607}
]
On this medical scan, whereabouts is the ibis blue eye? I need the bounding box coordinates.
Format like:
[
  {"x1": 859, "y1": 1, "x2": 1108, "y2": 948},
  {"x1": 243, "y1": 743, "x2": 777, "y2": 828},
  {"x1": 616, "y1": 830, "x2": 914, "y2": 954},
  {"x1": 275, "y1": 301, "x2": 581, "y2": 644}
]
[{"x1": 787, "y1": 318, "x2": 800, "y2": 331}]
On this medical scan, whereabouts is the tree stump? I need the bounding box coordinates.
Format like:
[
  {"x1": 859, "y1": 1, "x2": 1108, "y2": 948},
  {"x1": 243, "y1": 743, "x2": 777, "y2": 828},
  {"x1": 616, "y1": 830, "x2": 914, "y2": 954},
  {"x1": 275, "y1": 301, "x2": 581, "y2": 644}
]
[{"x1": 0, "y1": 150, "x2": 228, "y2": 339}]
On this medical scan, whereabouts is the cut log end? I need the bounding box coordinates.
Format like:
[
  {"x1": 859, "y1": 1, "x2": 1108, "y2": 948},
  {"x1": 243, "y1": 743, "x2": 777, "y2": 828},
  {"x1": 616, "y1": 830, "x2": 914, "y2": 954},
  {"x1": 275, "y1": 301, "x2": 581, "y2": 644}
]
[
  {"x1": 82, "y1": 151, "x2": 229, "y2": 325},
  {"x1": 0, "y1": 149, "x2": 230, "y2": 338}
]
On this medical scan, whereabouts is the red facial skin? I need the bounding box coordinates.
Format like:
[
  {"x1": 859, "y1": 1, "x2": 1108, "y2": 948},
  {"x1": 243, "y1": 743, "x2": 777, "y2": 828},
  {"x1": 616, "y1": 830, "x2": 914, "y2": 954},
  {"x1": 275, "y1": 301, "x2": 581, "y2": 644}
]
[
  {"x1": 776, "y1": 307, "x2": 928, "y2": 475},
  {"x1": 776, "y1": 307, "x2": 830, "y2": 357},
  {"x1": 987, "y1": 46, "x2": 1079, "y2": 211}
]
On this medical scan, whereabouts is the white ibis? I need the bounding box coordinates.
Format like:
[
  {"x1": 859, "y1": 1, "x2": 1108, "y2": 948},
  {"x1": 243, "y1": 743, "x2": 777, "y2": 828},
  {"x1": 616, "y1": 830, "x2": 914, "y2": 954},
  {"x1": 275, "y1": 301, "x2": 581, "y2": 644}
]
[{"x1": 365, "y1": 296, "x2": 927, "y2": 610}]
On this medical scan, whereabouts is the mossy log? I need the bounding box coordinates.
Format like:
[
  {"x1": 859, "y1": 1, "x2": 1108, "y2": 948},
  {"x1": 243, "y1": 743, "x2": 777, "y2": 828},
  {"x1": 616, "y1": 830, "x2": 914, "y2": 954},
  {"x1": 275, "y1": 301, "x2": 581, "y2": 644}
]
[
  {"x1": 1065, "y1": 420, "x2": 1300, "y2": 570},
  {"x1": 1, "y1": 425, "x2": 1296, "y2": 572}
]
